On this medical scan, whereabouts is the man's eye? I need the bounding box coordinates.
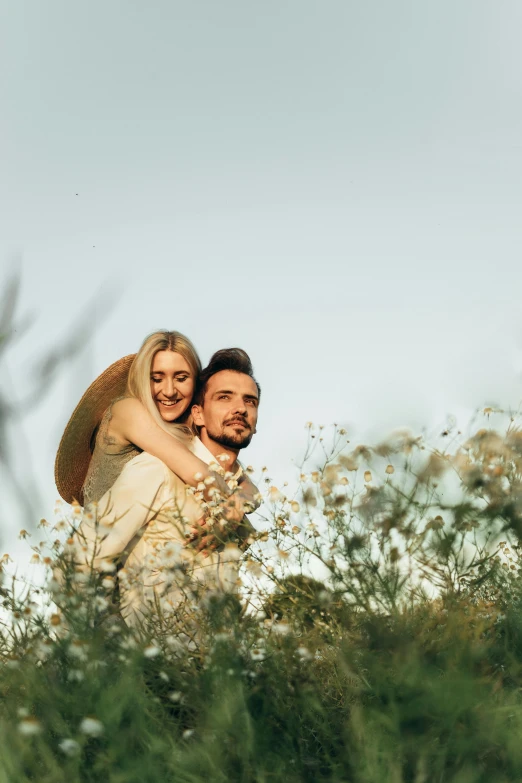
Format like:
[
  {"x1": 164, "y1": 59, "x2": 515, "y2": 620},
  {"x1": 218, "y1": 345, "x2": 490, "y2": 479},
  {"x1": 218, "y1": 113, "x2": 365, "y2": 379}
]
[{"x1": 219, "y1": 394, "x2": 230, "y2": 400}]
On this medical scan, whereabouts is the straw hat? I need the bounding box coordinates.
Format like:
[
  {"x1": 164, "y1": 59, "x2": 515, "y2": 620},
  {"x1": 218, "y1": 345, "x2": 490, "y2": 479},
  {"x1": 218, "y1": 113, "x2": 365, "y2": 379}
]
[{"x1": 54, "y1": 354, "x2": 136, "y2": 505}]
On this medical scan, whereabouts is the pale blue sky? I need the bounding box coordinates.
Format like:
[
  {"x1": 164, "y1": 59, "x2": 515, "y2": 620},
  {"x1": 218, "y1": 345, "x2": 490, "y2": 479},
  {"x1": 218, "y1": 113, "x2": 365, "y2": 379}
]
[{"x1": 2, "y1": 1, "x2": 522, "y2": 542}]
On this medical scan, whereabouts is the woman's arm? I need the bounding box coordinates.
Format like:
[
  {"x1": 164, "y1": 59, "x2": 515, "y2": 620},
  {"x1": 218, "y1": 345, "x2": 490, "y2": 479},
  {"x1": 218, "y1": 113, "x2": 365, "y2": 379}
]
[
  {"x1": 110, "y1": 398, "x2": 254, "y2": 523},
  {"x1": 109, "y1": 397, "x2": 212, "y2": 488}
]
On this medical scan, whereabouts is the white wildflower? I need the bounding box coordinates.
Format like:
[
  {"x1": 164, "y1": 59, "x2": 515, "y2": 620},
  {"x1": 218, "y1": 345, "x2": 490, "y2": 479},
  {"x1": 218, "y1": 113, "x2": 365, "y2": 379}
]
[
  {"x1": 79, "y1": 717, "x2": 104, "y2": 737},
  {"x1": 99, "y1": 558, "x2": 116, "y2": 573},
  {"x1": 118, "y1": 568, "x2": 130, "y2": 586},
  {"x1": 59, "y1": 738, "x2": 80, "y2": 757},
  {"x1": 165, "y1": 636, "x2": 185, "y2": 655},
  {"x1": 222, "y1": 543, "x2": 242, "y2": 562},
  {"x1": 159, "y1": 541, "x2": 182, "y2": 567},
  {"x1": 18, "y1": 717, "x2": 42, "y2": 736},
  {"x1": 269, "y1": 486, "x2": 283, "y2": 503},
  {"x1": 272, "y1": 623, "x2": 291, "y2": 635},
  {"x1": 120, "y1": 635, "x2": 138, "y2": 651},
  {"x1": 250, "y1": 646, "x2": 266, "y2": 662},
  {"x1": 34, "y1": 639, "x2": 53, "y2": 661},
  {"x1": 144, "y1": 644, "x2": 160, "y2": 658},
  {"x1": 87, "y1": 660, "x2": 107, "y2": 672},
  {"x1": 69, "y1": 640, "x2": 88, "y2": 661},
  {"x1": 48, "y1": 576, "x2": 62, "y2": 594}
]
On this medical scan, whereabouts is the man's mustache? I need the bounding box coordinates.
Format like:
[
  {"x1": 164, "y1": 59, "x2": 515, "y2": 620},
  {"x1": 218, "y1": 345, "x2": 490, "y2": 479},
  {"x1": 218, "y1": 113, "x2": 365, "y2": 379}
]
[{"x1": 224, "y1": 417, "x2": 251, "y2": 429}]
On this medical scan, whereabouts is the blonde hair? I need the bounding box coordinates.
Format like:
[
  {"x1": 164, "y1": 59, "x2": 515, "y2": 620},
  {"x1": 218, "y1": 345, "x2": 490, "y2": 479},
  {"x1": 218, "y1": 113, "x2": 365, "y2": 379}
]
[{"x1": 126, "y1": 330, "x2": 202, "y2": 442}]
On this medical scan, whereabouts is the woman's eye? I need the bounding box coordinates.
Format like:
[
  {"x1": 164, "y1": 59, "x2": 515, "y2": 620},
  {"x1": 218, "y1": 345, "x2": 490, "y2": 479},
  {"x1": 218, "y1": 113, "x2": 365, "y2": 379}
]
[
  {"x1": 176, "y1": 376, "x2": 189, "y2": 383},
  {"x1": 151, "y1": 377, "x2": 162, "y2": 383}
]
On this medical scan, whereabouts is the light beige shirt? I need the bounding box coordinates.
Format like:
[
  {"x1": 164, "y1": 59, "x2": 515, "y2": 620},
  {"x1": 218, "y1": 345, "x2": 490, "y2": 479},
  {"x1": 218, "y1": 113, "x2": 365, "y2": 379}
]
[{"x1": 72, "y1": 438, "x2": 243, "y2": 626}]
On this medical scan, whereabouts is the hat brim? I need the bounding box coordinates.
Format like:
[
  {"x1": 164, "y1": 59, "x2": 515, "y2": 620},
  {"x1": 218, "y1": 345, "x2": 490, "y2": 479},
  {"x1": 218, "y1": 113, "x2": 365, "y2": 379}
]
[{"x1": 54, "y1": 354, "x2": 136, "y2": 505}]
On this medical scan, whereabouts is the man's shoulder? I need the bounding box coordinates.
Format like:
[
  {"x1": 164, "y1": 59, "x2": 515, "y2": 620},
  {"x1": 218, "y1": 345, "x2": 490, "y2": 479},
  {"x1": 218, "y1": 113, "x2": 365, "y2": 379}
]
[{"x1": 189, "y1": 437, "x2": 215, "y2": 465}]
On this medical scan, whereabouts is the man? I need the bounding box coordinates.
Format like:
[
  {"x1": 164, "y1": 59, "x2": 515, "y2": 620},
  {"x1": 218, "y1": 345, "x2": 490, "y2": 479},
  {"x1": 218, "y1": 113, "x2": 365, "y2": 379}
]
[
  {"x1": 189, "y1": 347, "x2": 260, "y2": 552},
  {"x1": 69, "y1": 348, "x2": 260, "y2": 627}
]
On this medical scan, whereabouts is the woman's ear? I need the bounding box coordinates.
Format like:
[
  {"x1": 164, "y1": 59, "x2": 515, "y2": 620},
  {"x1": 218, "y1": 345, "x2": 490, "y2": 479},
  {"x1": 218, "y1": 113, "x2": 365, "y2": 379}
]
[{"x1": 191, "y1": 404, "x2": 204, "y2": 427}]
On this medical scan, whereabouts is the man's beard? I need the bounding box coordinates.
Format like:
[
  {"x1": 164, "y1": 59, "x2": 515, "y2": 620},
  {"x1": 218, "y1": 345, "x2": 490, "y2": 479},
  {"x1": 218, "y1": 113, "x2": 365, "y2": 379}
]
[{"x1": 207, "y1": 424, "x2": 253, "y2": 450}]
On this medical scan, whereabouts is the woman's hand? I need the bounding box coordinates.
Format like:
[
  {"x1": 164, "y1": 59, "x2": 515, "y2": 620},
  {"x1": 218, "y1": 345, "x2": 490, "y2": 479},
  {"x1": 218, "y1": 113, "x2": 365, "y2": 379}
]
[
  {"x1": 186, "y1": 518, "x2": 217, "y2": 557},
  {"x1": 187, "y1": 484, "x2": 257, "y2": 557}
]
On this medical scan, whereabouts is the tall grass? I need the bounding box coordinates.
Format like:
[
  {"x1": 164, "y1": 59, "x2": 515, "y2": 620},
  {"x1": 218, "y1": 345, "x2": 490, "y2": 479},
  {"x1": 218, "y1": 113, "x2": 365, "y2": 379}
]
[{"x1": 1, "y1": 411, "x2": 522, "y2": 781}]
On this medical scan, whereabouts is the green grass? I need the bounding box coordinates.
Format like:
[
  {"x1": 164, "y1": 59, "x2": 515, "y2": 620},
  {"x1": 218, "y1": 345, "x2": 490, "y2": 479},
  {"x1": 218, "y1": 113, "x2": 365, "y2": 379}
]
[{"x1": 3, "y1": 415, "x2": 522, "y2": 781}]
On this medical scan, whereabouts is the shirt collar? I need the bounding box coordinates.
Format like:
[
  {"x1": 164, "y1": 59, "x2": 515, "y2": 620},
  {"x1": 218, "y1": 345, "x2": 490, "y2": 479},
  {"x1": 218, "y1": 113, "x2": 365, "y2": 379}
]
[{"x1": 190, "y1": 436, "x2": 243, "y2": 481}]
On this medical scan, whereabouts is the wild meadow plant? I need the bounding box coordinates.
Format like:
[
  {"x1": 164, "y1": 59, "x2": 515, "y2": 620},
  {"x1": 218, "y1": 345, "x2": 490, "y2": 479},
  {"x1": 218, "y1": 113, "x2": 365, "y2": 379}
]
[{"x1": 2, "y1": 412, "x2": 522, "y2": 781}]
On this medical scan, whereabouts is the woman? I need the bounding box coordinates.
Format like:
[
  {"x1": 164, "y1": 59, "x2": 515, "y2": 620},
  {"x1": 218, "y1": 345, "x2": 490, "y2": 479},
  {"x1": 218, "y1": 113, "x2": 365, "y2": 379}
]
[
  {"x1": 55, "y1": 330, "x2": 257, "y2": 625},
  {"x1": 57, "y1": 330, "x2": 218, "y2": 506}
]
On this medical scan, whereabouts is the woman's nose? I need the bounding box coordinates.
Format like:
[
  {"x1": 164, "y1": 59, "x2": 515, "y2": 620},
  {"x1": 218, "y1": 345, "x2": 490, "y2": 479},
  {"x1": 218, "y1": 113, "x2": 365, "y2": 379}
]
[{"x1": 163, "y1": 378, "x2": 175, "y2": 397}]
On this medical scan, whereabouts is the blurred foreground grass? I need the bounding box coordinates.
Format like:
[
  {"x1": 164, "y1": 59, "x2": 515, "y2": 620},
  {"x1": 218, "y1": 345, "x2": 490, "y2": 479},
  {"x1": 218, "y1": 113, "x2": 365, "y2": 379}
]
[{"x1": 2, "y1": 412, "x2": 522, "y2": 782}]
